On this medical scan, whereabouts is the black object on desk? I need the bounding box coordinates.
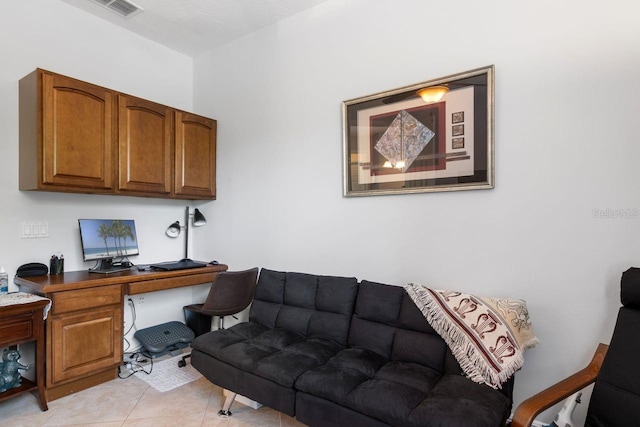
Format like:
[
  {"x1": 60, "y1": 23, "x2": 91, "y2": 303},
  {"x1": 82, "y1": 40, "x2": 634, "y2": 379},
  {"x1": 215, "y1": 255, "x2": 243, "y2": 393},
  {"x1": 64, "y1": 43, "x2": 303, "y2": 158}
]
[
  {"x1": 16, "y1": 263, "x2": 49, "y2": 277},
  {"x1": 150, "y1": 259, "x2": 207, "y2": 271},
  {"x1": 49, "y1": 255, "x2": 64, "y2": 275}
]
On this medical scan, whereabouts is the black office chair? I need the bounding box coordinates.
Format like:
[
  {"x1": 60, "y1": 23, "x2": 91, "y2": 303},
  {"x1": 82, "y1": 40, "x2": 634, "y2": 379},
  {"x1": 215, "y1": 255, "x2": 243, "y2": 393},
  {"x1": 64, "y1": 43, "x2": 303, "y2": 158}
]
[
  {"x1": 512, "y1": 267, "x2": 640, "y2": 426},
  {"x1": 179, "y1": 267, "x2": 259, "y2": 367}
]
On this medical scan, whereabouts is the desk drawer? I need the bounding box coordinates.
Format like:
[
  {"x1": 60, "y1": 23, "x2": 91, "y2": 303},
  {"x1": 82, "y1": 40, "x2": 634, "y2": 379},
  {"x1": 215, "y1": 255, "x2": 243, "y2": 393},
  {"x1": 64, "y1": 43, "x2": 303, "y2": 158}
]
[
  {"x1": 127, "y1": 272, "x2": 216, "y2": 295},
  {"x1": 0, "y1": 312, "x2": 33, "y2": 346},
  {"x1": 52, "y1": 285, "x2": 122, "y2": 314}
]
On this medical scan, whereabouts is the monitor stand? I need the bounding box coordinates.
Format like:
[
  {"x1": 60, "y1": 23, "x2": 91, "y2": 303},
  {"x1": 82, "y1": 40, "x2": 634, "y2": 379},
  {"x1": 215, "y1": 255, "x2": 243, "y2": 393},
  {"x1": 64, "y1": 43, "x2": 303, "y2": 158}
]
[{"x1": 89, "y1": 258, "x2": 131, "y2": 274}]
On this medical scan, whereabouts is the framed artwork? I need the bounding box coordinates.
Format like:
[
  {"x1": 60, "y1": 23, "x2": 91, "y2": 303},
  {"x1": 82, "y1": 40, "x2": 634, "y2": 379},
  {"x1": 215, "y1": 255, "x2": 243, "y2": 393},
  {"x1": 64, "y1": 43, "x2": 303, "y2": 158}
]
[
  {"x1": 342, "y1": 65, "x2": 494, "y2": 196},
  {"x1": 452, "y1": 137, "x2": 465, "y2": 149},
  {"x1": 452, "y1": 124, "x2": 465, "y2": 136}
]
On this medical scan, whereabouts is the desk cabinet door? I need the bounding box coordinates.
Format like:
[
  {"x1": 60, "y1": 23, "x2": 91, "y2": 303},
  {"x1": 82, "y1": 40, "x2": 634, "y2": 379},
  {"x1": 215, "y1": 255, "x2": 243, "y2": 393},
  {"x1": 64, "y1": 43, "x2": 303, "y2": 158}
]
[{"x1": 48, "y1": 305, "x2": 122, "y2": 386}]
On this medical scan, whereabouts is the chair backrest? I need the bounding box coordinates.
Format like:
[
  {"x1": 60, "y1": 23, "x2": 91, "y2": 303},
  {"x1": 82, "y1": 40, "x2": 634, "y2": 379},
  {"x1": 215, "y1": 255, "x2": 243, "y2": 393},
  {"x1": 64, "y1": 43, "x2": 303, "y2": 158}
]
[
  {"x1": 586, "y1": 267, "x2": 640, "y2": 426},
  {"x1": 200, "y1": 267, "x2": 259, "y2": 316}
]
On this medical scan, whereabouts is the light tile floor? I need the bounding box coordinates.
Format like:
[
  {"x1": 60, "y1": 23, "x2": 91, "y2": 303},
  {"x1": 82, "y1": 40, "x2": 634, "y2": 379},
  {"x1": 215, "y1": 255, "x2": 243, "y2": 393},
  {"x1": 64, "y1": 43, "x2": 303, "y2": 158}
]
[{"x1": 0, "y1": 375, "x2": 308, "y2": 427}]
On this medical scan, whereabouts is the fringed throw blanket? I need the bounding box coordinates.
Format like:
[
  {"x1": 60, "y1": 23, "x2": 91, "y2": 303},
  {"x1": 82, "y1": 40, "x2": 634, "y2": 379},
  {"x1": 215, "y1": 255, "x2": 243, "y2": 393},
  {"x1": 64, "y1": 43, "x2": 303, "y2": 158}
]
[{"x1": 405, "y1": 284, "x2": 539, "y2": 389}]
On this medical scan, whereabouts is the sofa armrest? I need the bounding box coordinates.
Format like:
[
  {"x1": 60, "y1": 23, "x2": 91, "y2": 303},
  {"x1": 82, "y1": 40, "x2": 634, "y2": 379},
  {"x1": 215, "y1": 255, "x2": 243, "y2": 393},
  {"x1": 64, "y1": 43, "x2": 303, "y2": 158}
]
[{"x1": 511, "y1": 343, "x2": 608, "y2": 427}]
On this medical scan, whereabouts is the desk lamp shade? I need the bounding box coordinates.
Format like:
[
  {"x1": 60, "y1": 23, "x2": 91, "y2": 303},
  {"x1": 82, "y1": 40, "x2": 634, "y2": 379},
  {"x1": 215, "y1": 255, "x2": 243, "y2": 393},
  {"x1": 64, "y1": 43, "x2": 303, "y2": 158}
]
[
  {"x1": 166, "y1": 221, "x2": 181, "y2": 237},
  {"x1": 165, "y1": 207, "x2": 208, "y2": 260},
  {"x1": 193, "y1": 209, "x2": 206, "y2": 227}
]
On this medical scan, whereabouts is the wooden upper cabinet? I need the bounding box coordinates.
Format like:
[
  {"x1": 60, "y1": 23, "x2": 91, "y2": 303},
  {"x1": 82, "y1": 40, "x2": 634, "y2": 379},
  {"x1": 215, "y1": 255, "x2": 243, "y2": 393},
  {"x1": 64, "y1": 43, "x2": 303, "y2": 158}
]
[
  {"x1": 118, "y1": 94, "x2": 172, "y2": 195},
  {"x1": 19, "y1": 69, "x2": 216, "y2": 200},
  {"x1": 174, "y1": 111, "x2": 217, "y2": 199},
  {"x1": 20, "y1": 69, "x2": 115, "y2": 193}
]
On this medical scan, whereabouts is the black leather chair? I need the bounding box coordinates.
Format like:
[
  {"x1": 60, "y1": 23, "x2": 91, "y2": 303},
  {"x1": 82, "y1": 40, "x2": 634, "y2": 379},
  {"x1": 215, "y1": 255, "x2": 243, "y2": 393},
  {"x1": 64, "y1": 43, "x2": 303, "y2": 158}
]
[
  {"x1": 179, "y1": 267, "x2": 259, "y2": 367},
  {"x1": 512, "y1": 267, "x2": 640, "y2": 427}
]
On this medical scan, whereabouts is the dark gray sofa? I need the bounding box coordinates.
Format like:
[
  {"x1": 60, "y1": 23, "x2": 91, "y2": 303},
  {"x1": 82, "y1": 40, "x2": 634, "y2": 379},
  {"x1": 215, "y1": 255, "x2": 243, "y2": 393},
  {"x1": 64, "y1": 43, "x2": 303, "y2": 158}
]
[{"x1": 190, "y1": 268, "x2": 514, "y2": 427}]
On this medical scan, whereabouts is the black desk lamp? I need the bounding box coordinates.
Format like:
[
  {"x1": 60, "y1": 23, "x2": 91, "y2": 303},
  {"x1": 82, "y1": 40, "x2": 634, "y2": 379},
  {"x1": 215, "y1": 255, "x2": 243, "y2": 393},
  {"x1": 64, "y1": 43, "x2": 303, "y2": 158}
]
[{"x1": 165, "y1": 206, "x2": 207, "y2": 261}]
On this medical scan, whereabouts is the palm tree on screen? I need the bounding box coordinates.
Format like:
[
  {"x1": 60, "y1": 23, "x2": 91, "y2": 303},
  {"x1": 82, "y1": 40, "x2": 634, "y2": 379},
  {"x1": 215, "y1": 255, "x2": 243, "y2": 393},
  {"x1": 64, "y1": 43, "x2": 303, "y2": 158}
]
[
  {"x1": 97, "y1": 223, "x2": 111, "y2": 256},
  {"x1": 121, "y1": 224, "x2": 136, "y2": 255},
  {"x1": 110, "y1": 221, "x2": 125, "y2": 256}
]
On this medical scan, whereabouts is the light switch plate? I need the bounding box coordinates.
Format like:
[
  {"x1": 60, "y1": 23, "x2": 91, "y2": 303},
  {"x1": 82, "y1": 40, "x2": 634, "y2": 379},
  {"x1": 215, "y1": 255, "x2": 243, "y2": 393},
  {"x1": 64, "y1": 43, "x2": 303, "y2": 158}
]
[{"x1": 21, "y1": 221, "x2": 49, "y2": 239}]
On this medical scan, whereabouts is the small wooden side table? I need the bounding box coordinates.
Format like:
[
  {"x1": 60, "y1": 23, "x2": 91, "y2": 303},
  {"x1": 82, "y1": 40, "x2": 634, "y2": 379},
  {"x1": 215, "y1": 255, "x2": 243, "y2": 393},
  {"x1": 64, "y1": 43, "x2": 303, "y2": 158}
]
[{"x1": 0, "y1": 295, "x2": 50, "y2": 411}]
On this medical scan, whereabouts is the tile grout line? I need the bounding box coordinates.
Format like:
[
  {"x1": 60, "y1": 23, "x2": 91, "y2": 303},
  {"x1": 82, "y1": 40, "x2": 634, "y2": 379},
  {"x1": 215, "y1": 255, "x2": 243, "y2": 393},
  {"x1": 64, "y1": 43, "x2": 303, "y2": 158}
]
[{"x1": 123, "y1": 379, "x2": 151, "y2": 423}]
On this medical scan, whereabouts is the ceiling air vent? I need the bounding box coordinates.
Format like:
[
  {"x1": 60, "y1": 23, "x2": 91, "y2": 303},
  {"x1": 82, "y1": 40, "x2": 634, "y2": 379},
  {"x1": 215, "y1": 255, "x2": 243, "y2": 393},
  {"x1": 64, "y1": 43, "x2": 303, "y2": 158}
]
[{"x1": 91, "y1": 0, "x2": 143, "y2": 18}]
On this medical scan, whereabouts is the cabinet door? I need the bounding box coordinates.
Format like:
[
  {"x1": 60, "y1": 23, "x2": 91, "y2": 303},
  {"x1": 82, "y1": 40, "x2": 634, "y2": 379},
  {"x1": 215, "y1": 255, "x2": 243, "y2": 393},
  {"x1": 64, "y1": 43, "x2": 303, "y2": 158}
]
[
  {"x1": 118, "y1": 95, "x2": 172, "y2": 195},
  {"x1": 42, "y1": 71, "x2": 115, "y2": 190},
  {"x1": 174, "y1": 111, "x2": 216, "y2": 199},
  {"x1": 48, "y1": 305, "x2": 123, "y2": 386}
]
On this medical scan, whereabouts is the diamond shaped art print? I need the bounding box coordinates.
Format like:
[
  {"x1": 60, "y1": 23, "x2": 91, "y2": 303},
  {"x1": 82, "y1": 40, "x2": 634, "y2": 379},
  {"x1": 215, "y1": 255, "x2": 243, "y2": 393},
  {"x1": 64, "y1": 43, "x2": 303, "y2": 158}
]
[{"x1": 374, "y1": 110, "x2": 435, "y2": 173}]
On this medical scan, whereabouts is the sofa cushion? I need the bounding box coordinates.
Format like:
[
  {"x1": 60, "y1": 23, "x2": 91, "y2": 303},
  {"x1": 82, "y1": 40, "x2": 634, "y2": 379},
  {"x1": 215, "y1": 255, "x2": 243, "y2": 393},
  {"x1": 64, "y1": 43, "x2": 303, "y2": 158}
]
[
  {"x1": 276, "y1": 305, "x2": 313, "y2": 335},
  {"x1": 194, "y1": 323, "x2": 344, "y2": 388},
  {"x1": 296, "y1": 392, "x2": 391, "y2": 427},
  {"x1": 349, "y1": 316, "x2": 397, "y2": 357},
  {"x1": 308, "y1": 311, "x2": 352, "y2": 345},
  {"x1": 253, "y1": 337, "x2": 342, "y2": 387},
  {"x1": 190, "y1": 322, "x2": 269, "y2": 360},
  {"x1": 249, "y1": 299, "x2": 280, "y2": 329},
  {"x1": 406, "y1": 374, "x2": 511, "y2": 427},
  {"x1": 391, "y1": 294, "x2": 448, "y2": 371},
  {"x1": 348, "y1": 281, "x2": 405, "y2": 358},
  {"x1": 254, "y1": 269, "x2": 286, "y2": 304},
  {"x1": 347, "y1": 363, "x2": 441, "y2": 426},
  {"x1": 295, "y1": 348, "x2": 388, "y2": 402},
  {"x1": 249, "y1": 269, "x2": 286, "y2": 329},
  {"x1": 294, "y1": 279, "x2": 511, "y2": 426},
  {"x1": 297, "y1": 354, "x2": 509, "y2": 427},
  {"x1": 250, "y1": 269, "x2": 358, "y2": 347},
  {"x1": 194, "y1": 269, "x2": 359, "y2": 390},
  {"x1": 355, "y1": 280, "x2": 404, "y2": 325},
  {"x1": 284, "y1": 272, "x2": 317, "y2": 309},
  {"x1": 397, "y1": 292, "x2": 436, "y2": 333},
  {"x1": 349, "y1": 281, "x2": 451, "y2": 369},
  {"x1": 296, "y1": 347, "x2": 443, "y2": 426},
  {"x1": 391, "y1": 328, "x2": 446, "y2": 370}
]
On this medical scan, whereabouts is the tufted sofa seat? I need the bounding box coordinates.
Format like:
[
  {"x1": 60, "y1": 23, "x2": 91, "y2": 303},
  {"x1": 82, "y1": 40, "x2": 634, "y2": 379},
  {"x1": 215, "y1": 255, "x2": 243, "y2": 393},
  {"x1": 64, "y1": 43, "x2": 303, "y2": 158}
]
[
  {"x1": 191, "y1": 269, "x2": 358, "y2": 416},
  {"x1": 190, "y1": 268, "x2": 514, "y2": 426}
]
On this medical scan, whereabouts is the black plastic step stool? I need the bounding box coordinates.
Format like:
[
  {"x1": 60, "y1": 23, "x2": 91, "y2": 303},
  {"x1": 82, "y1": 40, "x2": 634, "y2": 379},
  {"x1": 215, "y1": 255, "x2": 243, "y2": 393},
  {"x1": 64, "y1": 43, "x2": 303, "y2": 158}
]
[{"x1": 134, "y1": 321, "x2": 195, "y2": 358}]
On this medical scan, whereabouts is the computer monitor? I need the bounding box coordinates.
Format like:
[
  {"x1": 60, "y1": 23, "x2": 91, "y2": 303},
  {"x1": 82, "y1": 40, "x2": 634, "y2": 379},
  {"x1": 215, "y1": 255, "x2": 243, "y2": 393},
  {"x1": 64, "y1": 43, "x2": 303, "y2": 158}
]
[{"x1": 78, "y1": 219, "x2": 139, "y2": 274}]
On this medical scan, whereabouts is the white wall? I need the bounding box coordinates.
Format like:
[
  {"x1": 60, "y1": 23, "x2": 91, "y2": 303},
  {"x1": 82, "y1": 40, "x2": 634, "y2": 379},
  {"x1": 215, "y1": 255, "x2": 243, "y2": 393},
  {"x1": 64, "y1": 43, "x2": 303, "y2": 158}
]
[
  {"x1": 3, "y1": 0, "x2": 640, "y2": 422},
  {"x1": 194, "y1": 0, "x2": 640, "y2": 423},
  {"x1": 0, "y1": 1, "x2": 213, "y2": 345}
]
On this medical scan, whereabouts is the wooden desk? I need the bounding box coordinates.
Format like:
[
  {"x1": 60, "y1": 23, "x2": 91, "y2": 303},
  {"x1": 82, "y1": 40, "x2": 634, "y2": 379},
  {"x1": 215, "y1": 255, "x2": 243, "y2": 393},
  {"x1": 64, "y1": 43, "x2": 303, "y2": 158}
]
[
  {"x1": 15, "y1": 264, "x2": 227, "y2": 401},
  {"x1": 0, "y1": 298, "x2": 49, "y2": 411}
]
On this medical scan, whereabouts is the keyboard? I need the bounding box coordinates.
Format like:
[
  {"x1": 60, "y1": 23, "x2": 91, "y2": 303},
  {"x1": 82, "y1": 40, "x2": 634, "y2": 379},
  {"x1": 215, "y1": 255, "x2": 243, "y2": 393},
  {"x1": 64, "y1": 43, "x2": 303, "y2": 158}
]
[{"x1": 150, "y1": 259, "x2": 207, "y2": 271}]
